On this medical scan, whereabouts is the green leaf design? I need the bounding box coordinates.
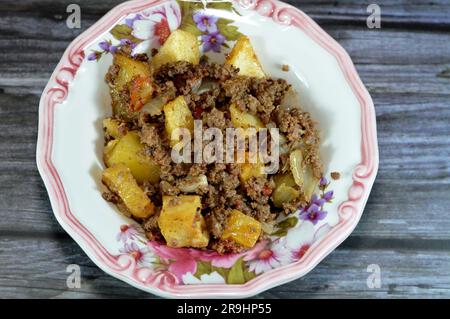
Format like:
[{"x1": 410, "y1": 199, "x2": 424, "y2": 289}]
[
  {"x1": 211, "y1": 266, "x2": 230, "y2": 279},
  {"x1": 217, "y1": 19, "x2": 243, "y2": 41},
  {"x1": 194, "y1": 261, "x2": 230, "y2": 281},
  {"x1": 271, "y1": 216, "x2": 298, "y2": 237},
  {"x1": 227, "y1": 257, "x2": 246, "y2": 284},
  {"x1": 179, "y1": 19, "x2": 202, "y2": 37},
  {"x1": 177, "y1": 0, "x2": 202, "y2": 37},
  {"x1": 209, "y1": 1, "x2": 239, "y2": 14},
  {"x1": 243, "y1": 268, "x2": 257, "y2": 282},
  {"x1": 110, "y1": 24, "x2": 142, "y2": 44},
  {"x1": 194, "y1": 261, "x2": 212, "y2": 279}
]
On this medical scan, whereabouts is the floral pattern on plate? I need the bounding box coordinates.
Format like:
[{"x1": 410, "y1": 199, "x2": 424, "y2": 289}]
[
  {"x1": 116, "y1": 177, "x2": 335, "y2": 285},
  {"x1": 88, "y1": 0, "x2": 243, "y2": 61}
]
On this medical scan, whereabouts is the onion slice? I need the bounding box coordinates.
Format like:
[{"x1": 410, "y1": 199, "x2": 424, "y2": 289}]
[{"x1": 178, "y1": 175, "x2": 208, "y2": 193}]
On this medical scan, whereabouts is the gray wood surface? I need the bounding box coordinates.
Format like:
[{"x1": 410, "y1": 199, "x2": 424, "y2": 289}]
[{"x1": 0, "y1": 0, "x2": 449, "y2": 299}]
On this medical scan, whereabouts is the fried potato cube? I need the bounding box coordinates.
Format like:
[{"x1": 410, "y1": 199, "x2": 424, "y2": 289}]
[
  {"x1": 230, "y1": 104, "x2": 264, "y2": 130},
  {"x1": 240, "y1": 152, "x2": 266, "y2": 183},
  {"x1": 158, "y1": 196, "x2": 209, "y2": 248},
  {"x1": 103, "y1": 139, "x2": 119, "y2": 165},
  {"x1": 103, "y1": 118, "x2": 126, "y2": 140},
  {"x1": 151, "y1": 30, "x2": 200, "y2": 71},
  {"x1": 222, "y1": 210, "x2": 261, "y2": 248},
  {"x1": 102, "y1": 164, "x2": 155, "y2": 219},
  {"x1": 163, "y1": 96, "x2": 194, "y2": 147},
  {"x1": 104, "y1": 131, "x2": 160, "y2": 184},
  {"x1": 113, "y1": 53, "x2": 152, "y2": 88},
  {"x1": 225, "y1": 36, "x2": 265, "y2": 78}
]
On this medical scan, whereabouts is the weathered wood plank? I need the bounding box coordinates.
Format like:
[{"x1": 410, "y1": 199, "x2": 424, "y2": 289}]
[
  {"x1": 0, "y1": 0, "x2": 449, "y2": 27},
  {"x1": 1, "y1": 16, "x2": 449, "y2": 95},
  {"x1": 1, "y1": 237, "x2": 449, "y2": 298}
]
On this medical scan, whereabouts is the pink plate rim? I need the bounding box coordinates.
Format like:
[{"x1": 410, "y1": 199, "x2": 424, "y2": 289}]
[{"x1": 36, "y1": 0, "x2": 379, "y2": 298}]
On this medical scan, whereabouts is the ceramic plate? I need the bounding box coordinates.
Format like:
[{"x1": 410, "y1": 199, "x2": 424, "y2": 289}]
[{"x1": 36, "y1": 0, "x2": 378, "y2": 298}]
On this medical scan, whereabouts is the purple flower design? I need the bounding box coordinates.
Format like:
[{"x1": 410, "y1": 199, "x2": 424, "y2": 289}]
[
  {"x1": 119, "y1": 38, "x2": 138, "y2": 50},
  {"x1": 98, "y1": 40, "x2": 118, "y2": 54},
  {"x1": 299, "y1": 204, "x2": 327, "y2": 225},
  {"x1": 124, "y1": 14, "x2": 142, "y2": 28},
  {"x1": 323, "y1": 190, "x2": 334, "y2": 201},
  {"x1": 310, "y1": 194, "x2": 326, "y2": 207},
  {"x1": 88, "y1": 38, "x2": 139, "y2": 62},
  {"x1": 87, "y1": 51, "x2": 101, "y2": 61},
  {"x1": 300, "y1": 182, "x2": 334, "y2": 225},
  {"x1": 201, "y1": 32, "x2": 225, "y2": 53},
  {"x1": 193, "y1": 11, "x2": 218, "y2": 33}
]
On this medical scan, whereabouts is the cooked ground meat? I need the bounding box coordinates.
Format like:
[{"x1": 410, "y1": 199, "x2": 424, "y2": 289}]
[
  {"x1": 244, "y1": 177, "x2": 274, "y2": 205},
  {"x1": 203, "y1": 107, "x2": 229, "y2": 130},
  {"x1": 103, "y1": 54, "x2": 323, "y2": 254},
  {"x1": 331, "y1": 171, "x2": 341, "y2": 180},
  {"x1": 142, "y1": 212, "x2": 164, "y2": 241},
  {"x1": 102, "y1": 191, "x2": 120, "y2": 204},
  {"x1": 154, "y1": 61, "x2": 203, "y2": 95}
]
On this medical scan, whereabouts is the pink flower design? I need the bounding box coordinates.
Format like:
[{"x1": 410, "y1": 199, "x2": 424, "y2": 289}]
[
  {"x1": 201, "y1": 241, "x2": 268, "y2": 268},
  {"x1": 116, "y1": 224, "x2": 142, "y2": 242},
  {"x1": 291, "y1": 244, "x2": 311, "y2": 261},
  {"x1": 148, "y1": 241, "x2": 269, "y2": 281},
  {"x1": 247, "y1": 241, "x2": 290, "y2": 275},
  {"x1": 131, "y1": 3, "x2": 181, "y2": 46},
  {"x1": 119, "y1": 242, "x2": 155, "y2": 267},
  {"x1": 285, "y1": 221, "x2": 332, "y2": 262},
  {"x1": 148, "y1": 242, "x2": 198, "y2": 282}
]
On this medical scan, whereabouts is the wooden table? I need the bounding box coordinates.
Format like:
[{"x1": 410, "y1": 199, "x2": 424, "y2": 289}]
[{"x1": 1, "y1": 0, "x2": 449, "y2": 298}]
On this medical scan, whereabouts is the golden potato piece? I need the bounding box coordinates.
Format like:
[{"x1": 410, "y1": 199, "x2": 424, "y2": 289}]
[
  {"x1": 103, "y1": 139, "x2": 119, "y2": 165},
  {"x1": 102, "y1": 164, "x2": 155, "y2": 219},
  {"x1": 240, "y1": 152, "x2": 266, "y2": 183},
  {"x1": 230, "y1": 104, "x2": 264, "y2": 130},
  {"x1": 113, "y1": 53, "x2": 152, "y2": 88},
  {"x1": 226, "y1": 36, "x2": 265, "y2": 78},
  {"x1": 222, "y1": 210, "x2": 261, "y2": 248},
  {"x1": 151, "y1": 30, "x2": 200, "y2": 71},
  {"x1": 163, "y1": 96, "x2": 194, "y2": 147},
  {"x1": 158, "y1": 196, "x2": 209, "y2": 248},
  {"x1": 103, "y1": 118, "x2": 126, "y2": 140},
  {"x1": 104, "y1": 131, "x2": 160, "y2": 184}
]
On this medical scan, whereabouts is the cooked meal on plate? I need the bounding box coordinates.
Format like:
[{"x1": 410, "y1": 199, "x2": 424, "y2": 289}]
[{"x1": 101, "y1": 30, "x2": 323, "y2": 254}]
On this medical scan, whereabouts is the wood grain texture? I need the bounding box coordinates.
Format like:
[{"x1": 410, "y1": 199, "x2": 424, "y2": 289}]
[
  {"x1": 0, "y1": 0, "x2": 449, "y2": 298},
  {"x1": 2, "y1": 237, "x2": 450, "y2": 298}
]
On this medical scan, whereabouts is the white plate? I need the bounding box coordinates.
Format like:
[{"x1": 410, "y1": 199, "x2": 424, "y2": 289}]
[{"x1": 37, "y1": 0, "x2": 378, "y2": 298}]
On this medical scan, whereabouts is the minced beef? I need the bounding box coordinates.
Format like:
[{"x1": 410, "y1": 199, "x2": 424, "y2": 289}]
[{"x1": 103, "y1": 54, "x2": 323, "y2": 254}]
